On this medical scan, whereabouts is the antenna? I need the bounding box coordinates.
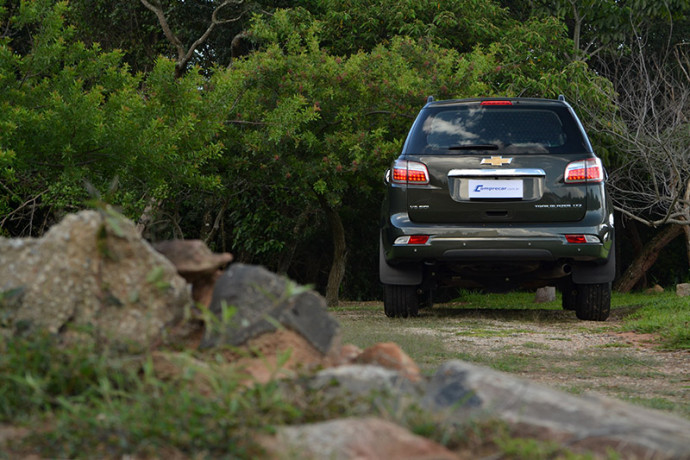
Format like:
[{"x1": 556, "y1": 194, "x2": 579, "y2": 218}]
[
  {"x1": 427, "y1": 95, "x2": 434, "y2": 103},
  {"x1": 558, "y1": 94, "x2": 566, "y2": 102}
]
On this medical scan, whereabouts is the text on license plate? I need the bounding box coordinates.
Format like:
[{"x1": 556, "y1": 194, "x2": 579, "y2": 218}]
[{"x1": 468, "y1": 179, "x2": 523, "y2": 199}]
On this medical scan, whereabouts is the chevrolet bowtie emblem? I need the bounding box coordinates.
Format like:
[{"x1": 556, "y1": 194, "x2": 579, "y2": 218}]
[{"x1": 481, "y1": 156, "x2": 513, "y2": 166}]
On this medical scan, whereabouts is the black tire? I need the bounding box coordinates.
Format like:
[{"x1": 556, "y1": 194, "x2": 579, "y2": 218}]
[
  {"x1": 574, "y1": 282, "x2": 611, "y2": 321},
  {"x1": 383, "y1": 284, "x2": 419, "y2": 318}
]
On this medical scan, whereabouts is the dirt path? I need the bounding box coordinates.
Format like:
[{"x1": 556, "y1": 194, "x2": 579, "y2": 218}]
[{"x1": 334, "y1": 303, "x2": 690, "y2": 419}]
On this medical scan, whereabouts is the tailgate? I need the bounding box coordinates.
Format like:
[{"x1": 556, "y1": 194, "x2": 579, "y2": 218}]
[{"x1": 406, "y1": 154, "x2": 588, "y2": 224}]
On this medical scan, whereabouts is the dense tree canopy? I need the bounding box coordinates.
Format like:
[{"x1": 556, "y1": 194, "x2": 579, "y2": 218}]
[{"x1": 1, "y1": 0, "x2": 687, "y2": 301}]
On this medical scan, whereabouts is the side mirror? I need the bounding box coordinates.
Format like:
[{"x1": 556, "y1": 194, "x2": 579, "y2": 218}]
[{"x1": 383, "y1": 169, "x2": 391, "y2": 185}]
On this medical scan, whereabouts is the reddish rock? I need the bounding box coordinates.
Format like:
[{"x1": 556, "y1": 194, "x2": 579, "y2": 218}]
[
  {"x1": 354, "y1": 342, "x2": 421, "y2": 382},
  {"x1": 153, "y1": 239, "x2": 232, "y2": 307},
  {"x1": 645, "y1": 284, "x2": 665, "y2": 294}
]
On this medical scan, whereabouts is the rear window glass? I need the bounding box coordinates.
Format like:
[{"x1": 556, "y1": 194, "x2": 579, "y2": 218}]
[{"x1": 405, "y1": 105, "x2": 589, "y2": 154}]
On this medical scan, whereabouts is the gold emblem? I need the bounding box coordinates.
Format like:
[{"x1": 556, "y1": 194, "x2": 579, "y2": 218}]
[{"x1": 481, "y1": 156, "x2": 512, "y2": 166}]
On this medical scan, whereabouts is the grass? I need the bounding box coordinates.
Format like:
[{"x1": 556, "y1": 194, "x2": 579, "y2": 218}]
[
  {"x1": 0, "y1": 330, "x2": 601, "y2": 459},
  {"x1": 336, "y1": 290, "x2": 690, "y2": 419},
  {"x1": 618, "y1": 295, "x2": 690, "y2": 349},
  {"x1": 0, "y1": 290, "x2": 686, "y2": 458}
]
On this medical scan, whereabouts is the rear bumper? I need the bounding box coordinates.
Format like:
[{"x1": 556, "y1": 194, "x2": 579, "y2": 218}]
[{"x1": 382, "y1": 211, "x2": 614, "y2": 264}]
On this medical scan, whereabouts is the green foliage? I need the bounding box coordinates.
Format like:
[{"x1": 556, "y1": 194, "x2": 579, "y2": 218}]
[
  {"x1": 0, "y1": 0, "x2": 618, "y2": 299},
  {"x1": 298, "y1": 0, "x2": 508, "y2": 55},
  {"x1": 0, "y1": 331, "x2": 128, "y2": 421},
  {"x1": 0, "y1": 1, "x2": 234, "y2": 235}
]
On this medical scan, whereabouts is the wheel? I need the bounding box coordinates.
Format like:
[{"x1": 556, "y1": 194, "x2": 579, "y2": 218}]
[
  {"x1": 574, "y1": 282, "x2": 611, "y2": 321},
  {"x1": 383, "y1": 284, "x2": 419, "y2": 318}
]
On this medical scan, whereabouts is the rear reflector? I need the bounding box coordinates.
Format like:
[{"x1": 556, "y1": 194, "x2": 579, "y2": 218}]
[
  {"x1": 565, "y1": 234, "x2": 601, "y2": 244},
  {"x1": 391, "y1": 160, "x2": 430, "y2": 185},
  {"x1": 564, "y1": 158, "x2": 604, "y2": 183},
  {"x1": 394, "y1": 235, "x2": 430, "y2": 245},
  {"x1": 480, "y1": 100, "x2": 512, "y2": 106}
]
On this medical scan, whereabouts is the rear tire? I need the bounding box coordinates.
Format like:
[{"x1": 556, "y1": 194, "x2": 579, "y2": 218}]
[
  {"x1": 574, "y1": 282, "x2": 611, "y2": 321},
  {"x1": 383, "y1": 284, "x2": 419, "y2": 318}
]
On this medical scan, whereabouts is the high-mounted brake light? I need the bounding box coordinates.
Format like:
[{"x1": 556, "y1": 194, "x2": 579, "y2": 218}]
[
  {"x1": 391, "y1": 160, "x2": 430, "y2": 185},
  {"x1": 480, "y1": 100, "x2": 512, "y2": 106},
  {"x1": 564, "y1": 158, "x2": 604, "y2": 183},
  {"x1": 394, "y1": 235, "x2": 430, "y2": 245}
]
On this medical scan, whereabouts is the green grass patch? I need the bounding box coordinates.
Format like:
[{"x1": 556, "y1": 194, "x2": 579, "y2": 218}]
[{"x1": 617, "y1": 294, "x2": 690, "y2": 350}]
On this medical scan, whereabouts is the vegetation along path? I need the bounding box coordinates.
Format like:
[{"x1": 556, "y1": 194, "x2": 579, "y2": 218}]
[{"x1": 334, "y1": 291, "x2": 690, "y2": 420}]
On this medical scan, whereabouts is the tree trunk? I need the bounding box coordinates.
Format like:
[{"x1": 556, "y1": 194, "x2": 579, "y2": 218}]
[
  {"x1": 277, "y1": 208, "x2": 311, "y2": 275},
  {"x1": 622, "y1": 218, "x2": 648, "y2": 289},
  {"x1": 683, "y1": 225, "x2": 690, "y2": 272},
  {"x1": 200, "y1": 199, "x2": 227, "y2": 244},
  {"x1": 614, "y1": 224, "x2": 684, "y2": 292},
  {"x1": 321, "y1": 201, "x2": 347, "y2": 308},
  {"x1": 136, "y1": 197, "x2": 162, "y2": 237}
]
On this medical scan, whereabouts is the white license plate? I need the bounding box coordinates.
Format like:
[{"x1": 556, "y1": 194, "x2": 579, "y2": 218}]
[{"x1": 468, "y1": 179, "x2": 523, "y2": 199}]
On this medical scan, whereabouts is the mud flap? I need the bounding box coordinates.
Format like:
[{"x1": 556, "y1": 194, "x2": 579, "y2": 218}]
[
  {"x1": 572, "y1": 244, "x2": 616, "y2": 284},
  {"x1": 379, "y1": 235, "x2": 422, "y2": 285}
]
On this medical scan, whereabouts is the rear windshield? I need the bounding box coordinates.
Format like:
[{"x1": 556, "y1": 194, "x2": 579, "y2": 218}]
[{"x1": 404, "y1": 105, "x2": 590, "y2": 154}]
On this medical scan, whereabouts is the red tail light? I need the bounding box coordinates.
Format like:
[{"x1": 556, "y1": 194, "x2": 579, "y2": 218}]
[
  {"x1": 394, "y1": 235, "x2": 430, "y2": 245},
  {"x1": 392, "y1": 160, "x2": 430, "y2": 185},
  {"x1": 565, "y1": 234, "x2": 587, "y2": 244},
  {"x1": 565, "y1": 234, "x2": 601, "y2": 244},
  {"x1": 564, "y1": 158, "x2": 604, "y2": 183}
]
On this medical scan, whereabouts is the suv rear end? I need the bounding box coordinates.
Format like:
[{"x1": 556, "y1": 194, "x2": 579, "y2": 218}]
[{"x1": 379, "y1": 97, "x2": 615, "y2": 320}]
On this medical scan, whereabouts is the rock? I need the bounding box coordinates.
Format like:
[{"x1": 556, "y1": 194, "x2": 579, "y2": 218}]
[
  {"x1": 199, "y1": 263, "x2": 339, "y2": 356},
  {"x1": 333, "y1": 343, "x2": 363, "y2": 365},
  {"x1": 258, "y1": 417, "x2": 460, "y2": 460},
  {"x1": 0, "y1": 210, "x2": 191, "y2": 350},
  {"x1": 153, "y1": 239, "x2": 232, "y2": 307},
  {"x1": 422, "y1": 360, "x2": 690, "y2": 459},
  {"x1": 232, "y1": 328, "x2": 332, "y2": 384},
  {"x1": 310, "y1": 364, "x2": 420, "y2": 399},
  {"x1": 354, "y1": 342, "x2": 421, "y2": 382},
  {"x1": 645, "y1": 284, "x2": 665, "y2": 294},
  {"x1": 677, "y1": 283, "x2": 690, "y2": 297},
  {"x1": 534, "y1": 286, "x2": 556, "y2": 303}
]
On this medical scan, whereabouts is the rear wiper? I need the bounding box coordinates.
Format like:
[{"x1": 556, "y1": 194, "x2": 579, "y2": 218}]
[{"x1": 447, "y1": 144, "x2": 499, "y2": 150}]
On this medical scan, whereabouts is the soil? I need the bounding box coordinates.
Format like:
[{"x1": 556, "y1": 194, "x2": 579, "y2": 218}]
[{"x1": 334, "y1": 302, "x2": 690, "y2": 419}]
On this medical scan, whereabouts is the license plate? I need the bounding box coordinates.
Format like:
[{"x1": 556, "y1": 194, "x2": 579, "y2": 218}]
[{"x1": 468, "y1": 179, "x2": 523, "y2": 199}]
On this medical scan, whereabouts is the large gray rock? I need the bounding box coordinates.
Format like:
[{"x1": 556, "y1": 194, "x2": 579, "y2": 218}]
[
  {"x1": 423, "y1": 360, "x2": 690, "y2": 459},
  {"x1": 199, "y1": 263, "x2": 339, "y2": 355},
  {"x1": 677, "y1": 283, "x2": 690, "y2": 297},
  {"x1": 0, "y1": 209, "x2": 191, "y2": 349}
]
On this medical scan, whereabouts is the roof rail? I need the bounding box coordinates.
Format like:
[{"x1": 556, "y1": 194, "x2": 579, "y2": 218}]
[
  {"x1": 558, "y1": 94, "x2": 566, "y2": 102},
  {"x1": 427, "y1": 95, "x2": 434, "y2": 103}
]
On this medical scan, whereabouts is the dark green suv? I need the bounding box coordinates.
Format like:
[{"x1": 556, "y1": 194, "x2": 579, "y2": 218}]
[{"x1": 379, "y1": 96, "x2": 615, "y2": 320}]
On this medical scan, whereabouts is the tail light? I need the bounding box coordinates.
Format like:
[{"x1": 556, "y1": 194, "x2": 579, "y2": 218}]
[
  {"x1": 394, "y1": 235, "x2": 430, "y2": 245},
  {"x1": 565, "y1": 234, "x2": 601, "y2": 244},
  {"x1": 564, "y1": 158, "x2": 604, "y2": 183},
  {"x1": 392, "y1": 160, "x2": 430, "y2": 185}
]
